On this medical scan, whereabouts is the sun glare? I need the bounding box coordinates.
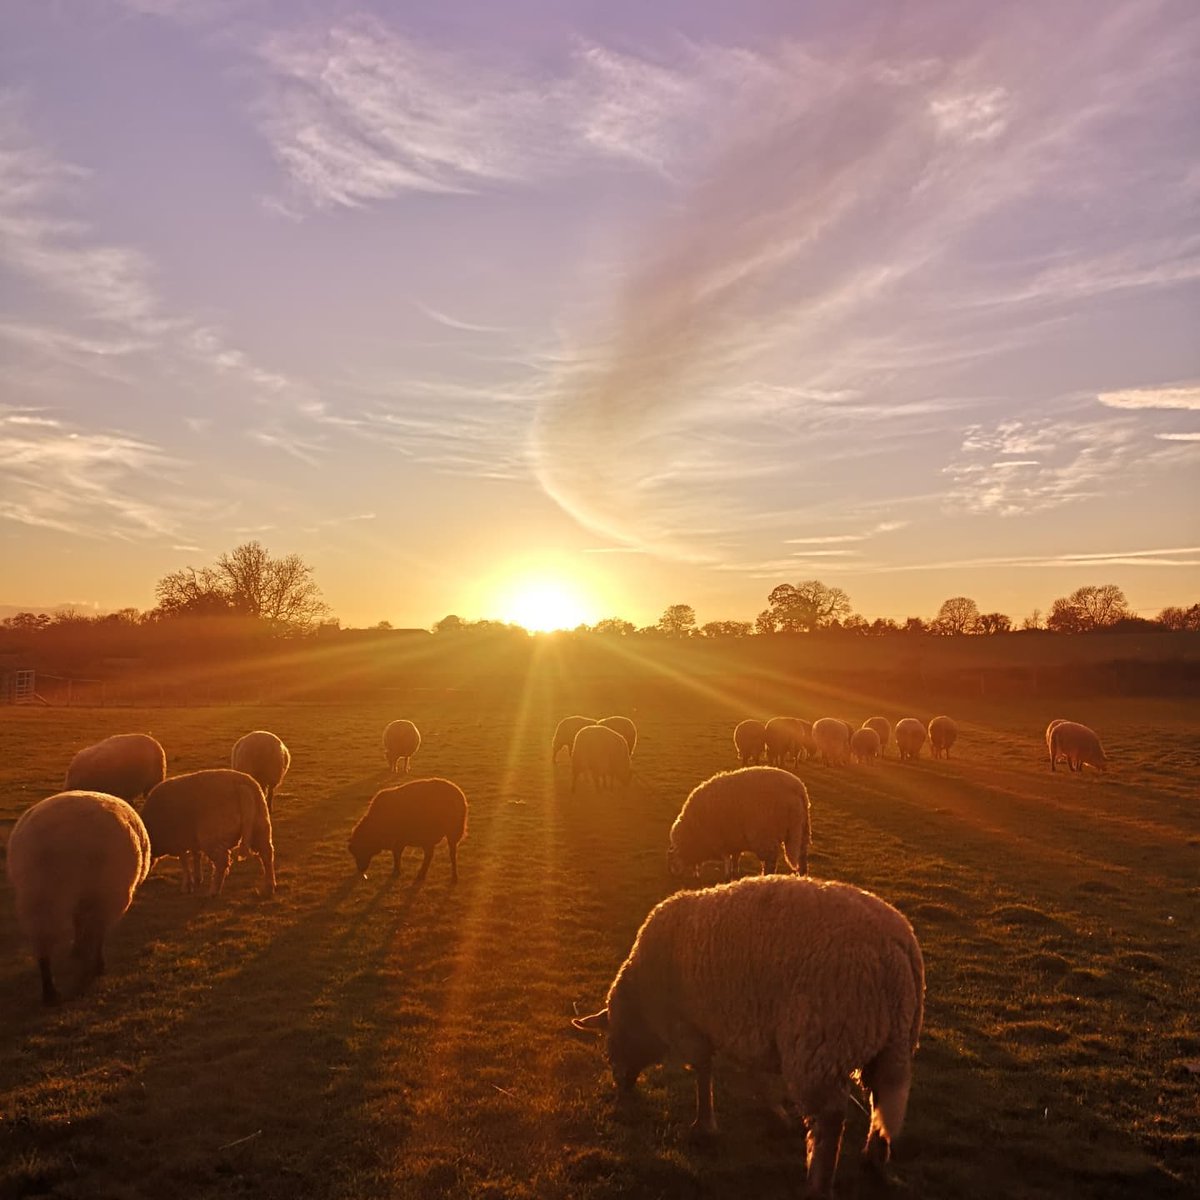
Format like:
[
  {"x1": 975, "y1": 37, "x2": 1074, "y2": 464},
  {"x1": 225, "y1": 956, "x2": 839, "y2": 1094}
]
[{"x1": 497, "y1": 577, "x2": 596, "y2": 632}]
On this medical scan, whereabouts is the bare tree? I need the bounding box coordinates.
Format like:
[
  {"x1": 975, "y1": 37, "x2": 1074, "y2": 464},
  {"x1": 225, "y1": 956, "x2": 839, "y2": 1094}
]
[
  {"x1": 1157, "y1": 604, "x2": 1200, "y2": 631},
  {"x1": 658, "y1": 604, "x2": 698, "y2": 637},
  {"x1": 933, "y1": 596, "x2": 980, "y2": 635},
  {"x1": 762, "y1": 580, "x2": 852, "y2": 632},
  {"x1": 1047, "y1": 584, "x2": 1131, "y2": 632},
  {"x1": 976, "y1": 612, "x2": 1012, "y2": 635}
]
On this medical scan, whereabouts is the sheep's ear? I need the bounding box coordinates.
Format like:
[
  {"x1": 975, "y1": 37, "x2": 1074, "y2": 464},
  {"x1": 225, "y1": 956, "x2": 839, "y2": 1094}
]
[{"x1": 572, "y1": 1008, "x2": 609, "y2": 1033}]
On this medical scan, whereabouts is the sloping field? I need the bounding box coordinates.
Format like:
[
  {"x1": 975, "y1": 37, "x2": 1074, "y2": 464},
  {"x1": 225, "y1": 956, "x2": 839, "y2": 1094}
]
[{"x1": 1, "y1": 663, "x2": 1197, "y2": 1198}]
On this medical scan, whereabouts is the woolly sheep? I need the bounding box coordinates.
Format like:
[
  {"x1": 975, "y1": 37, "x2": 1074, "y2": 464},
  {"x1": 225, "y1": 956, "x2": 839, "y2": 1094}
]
[
  {"x1": 7, "y1": 791, "x2": 151, "y2": 1005},
  {"x1": 928, "y1": 716, "x2": 958, "y2": 760},
  {"x1": 764, "y1": 718, "x2": 799, "y2": 768},
  {"x1": 733, "y1": 719, "x2": 768, "y2": 767},
  {"x1": 383, "y1": 719, "x2": 421, "y2": 774},
  {"x1": 811, "y1": 718, "x2": 851, "y2": 767},
  {"x1": 894, "y1": 718, "x2": 927, "y2": 762},
  {"x1": 231, "y1": 730, "x2": 291, "y2": 814},
  {"x1": 864, "y1": 717, "x2": 891, "y2": 755},
  {"x1": 850, "y1": 726, "x2": 882, "y2": 765},
  {"x1": 1045, "y1": 718, "x2": 1070, "y2": 769},
  {"x1": 667, "y1": 766, "x2": 811, "y2": 881},
  {"x1": 572, "y1": 875, "x2": 924, "y2": 1198},
  {"x1": 1048, "y1": 721, "x2": 1108, "y2": 773},
  {"x1": 64, "y1": 733, "x2": 166, "y2": 801},
  {"x1": 571, "y1": 723, "x2": 632, "y2": 794},
  {"x1": 349, "y1": 777, "x2": 467, "y2": 884},
  {"x1": 553, "y1": 715, "x2": 597, "y2": 760},
  {"x1": 599, "y1": 715, "x2": 638, "y2": 756},
  {"x1": 790, "y1": 718, "x2": 817, "y2": 762},
  {"x1": 142, "y1": 769, "x2": 275, "y2": 897}
]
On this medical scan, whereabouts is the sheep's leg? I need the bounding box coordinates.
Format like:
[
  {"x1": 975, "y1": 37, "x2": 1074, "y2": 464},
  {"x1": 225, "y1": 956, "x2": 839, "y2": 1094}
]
[
  {"x1": 209, "y1": 847, "x2": 231, "y2": 895},
  {"x1": 448, "y1": 839, "x2": 459, "y2": 883},
  {"x1": 392, "y1": 847, "x2": 405, "y2": 877},
  {"x1": 38, "y1": 956, "x2": 58, "y2": 1006},
  {"x1": 861, "y1": 1051, "x2": 911, "y2": 1172},
  {"x1": 690, "y1": 1056, "x2": 717, "y2": 1136},
  {"x1": 803, "y1": 1106, "x2": 846, "y2": 1199},
  {"x1": 257, "y1": 840, "x2": 276, "y2": 898},
  {"x1": 414, "y1": 846, "x2": 435, "y2": 883},
  {"x1": 265, "y1": 785, "x2": 274, "y2": 815}
]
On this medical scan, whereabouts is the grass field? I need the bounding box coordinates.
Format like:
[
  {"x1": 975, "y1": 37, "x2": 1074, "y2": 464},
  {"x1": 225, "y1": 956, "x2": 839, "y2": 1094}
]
[{"x1": 1, "y1": 666, "x2": 1198, "y2": 1198}]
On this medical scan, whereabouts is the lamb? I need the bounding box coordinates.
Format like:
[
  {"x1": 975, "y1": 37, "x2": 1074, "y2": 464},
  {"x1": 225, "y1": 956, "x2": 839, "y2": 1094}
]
[
  {"x1": 64, "y1": 733, "x2": 166, "y2": 801},
  {"x1": 850, "y1": 726, "x2": 882, "y2": 765},
  {"x1": 811, "y1": 718, "x2": 851, "y2": 766},
  {"x1": 349, "y1": 777, "x2": 467, "y2": 884},
  {"x1": 1048, "y1": 721, "x2": 1108, "y2": 773},
  {"x1": 733, "y1": 719, "x2": 768, "y2": 767},
  {"x1": 142, "y1": 769, "x2": 275, "y2": 897},
  {"x1": 764, "y1": 718, "x2": 799, "y2": 768},
  {"x1": 894, "y1": 718, "x2": 927, "y2": 762},
  {"x1": 383, "y1": 719, "x2": 421, "y2": 774},
  {"x1": 572, "y1": 875, "x2": 924, "y2": 1199},
  {"x1": 571, "y1": 723, "x2": 632, "y2": 794},
  {"x1": 553, "y1": 715, "x2": 597, "y2": 760},
  {"x1": 6, "y1": 790, "x2": 151, "y2": 1004},
  {"x1": 231, "y1": 730, "x2": 291, "y2": 814},
  {"x1": 599, "y1": 715, "x2": 638, "y2": 756},
  {"x1": 928, "y1": 716, "x2": 958, "y2": 760},
  {"x1": 667, "y1": 766, "x2": 811, "y2": 881},
  {"x1": 864, "y1": 717, "x2": 891, "y2": 756}
]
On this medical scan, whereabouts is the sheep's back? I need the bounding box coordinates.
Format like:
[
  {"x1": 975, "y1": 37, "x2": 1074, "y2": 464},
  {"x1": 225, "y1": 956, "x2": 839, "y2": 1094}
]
[
  {"x1": 231, "y1": 731, "x2": 290, "y2": 788},
  {"x1": 671, "y1": 768, "x2": 803, "y2": 866},
  {"x1": 64, "y1": 734, "x2": 166, "y2": 800}
]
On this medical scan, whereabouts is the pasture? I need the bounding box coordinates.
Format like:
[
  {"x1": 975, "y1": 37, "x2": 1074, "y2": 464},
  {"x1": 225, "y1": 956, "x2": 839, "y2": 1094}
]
[{"x1": 1, "y1": 674, "x2": 1197, "y2": 1198}]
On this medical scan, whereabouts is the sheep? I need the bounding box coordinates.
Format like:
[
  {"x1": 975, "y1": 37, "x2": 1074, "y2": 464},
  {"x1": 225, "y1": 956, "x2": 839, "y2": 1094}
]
[
  {"x1": 572, "y1": 875, "x2": 924, "y2": 1198},
  {"x1": 142, "y1": 769, "x2": 275, "y2": 897},
  {"x1": 764, "y1": 717, "x2": 799, "y2": 768},
  {"x1": 1045, "y1": 718, "x2": 1070, "y2": 769},
  {"x1": 64, "y1": 733, "x2": 166, "y2": 802},
  {"x1": 553, "y1": 715, "x2": 597, "y2": 760},
  {"x1": 864, "y1": 717, "x2": 891, "y2": 756},
  {"x1": 811, "y1": 718, "x2": 850, "y2": 767},
  {"x1": 571, "y1": 723, "x2": 632, "y2": 794},
  {"x1": 850, "y1": 726, "x2": 882, "y2": 765},
  {"x1": 599, "y1": 715, "x2": 638, "y2": 756},
  {"x1": 928, "y1": 716, "x2": 958, "y2": 760},
  {"x1": 1048, "y1": 721, "x2": 1108, "y2": 773},
  {"x1": 790, "y1": 718, "x2": 817, "y2": 762},
  {"x1": 231, "y1": 730, "x2": 291, "y2": 814},
  {"x1": 894, "y1": 718, "x2": 927, "y2": 762},
  {"x1": 7, "y1": 790, "x2": 151, "y2": 1005},
  {"x1": 733, "y1": 719, "x2": 768, "y2": 767},
  {"x1": 667, "y1": 766, "x2": 811, "y2": 881},
  {"x1": 383, "y1": 719, "x2": 422, "y2": 774},
  {"x1": 349, "y1": 777, "x2": 467, "y2": 884}
]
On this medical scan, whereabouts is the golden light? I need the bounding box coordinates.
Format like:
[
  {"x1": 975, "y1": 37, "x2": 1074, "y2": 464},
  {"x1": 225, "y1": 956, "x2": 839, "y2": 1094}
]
[{"x1": 495, "y1": 575, "x2": 598, "y2": 632}]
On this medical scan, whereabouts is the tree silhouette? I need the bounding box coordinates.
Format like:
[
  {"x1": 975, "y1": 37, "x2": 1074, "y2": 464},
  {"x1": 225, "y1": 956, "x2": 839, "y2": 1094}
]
[
  {"x1": 760, "y1": 580, "x2": 851, "y2": 633},
  {"x1": 657, "y1": 604, "x2": 697, "y2": 637},
  {"x1": 1047, "y1": 584, "x2": 1130, "y2": 632},
  {"x1": 932, "y1": 596, "x2": 980, "y2": 635}
]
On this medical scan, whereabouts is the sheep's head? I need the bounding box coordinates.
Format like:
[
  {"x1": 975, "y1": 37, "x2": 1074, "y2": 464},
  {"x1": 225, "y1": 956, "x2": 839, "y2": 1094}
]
[
  {"x1": 666, "y1": 838, "x2": 694, "y2": 880},
  {"x1": 348, "y1": 824, "x2": 373, "y2": 878},
  {"x1": 572, "y1": 1004, "x2": 665, "y2": 1091}
]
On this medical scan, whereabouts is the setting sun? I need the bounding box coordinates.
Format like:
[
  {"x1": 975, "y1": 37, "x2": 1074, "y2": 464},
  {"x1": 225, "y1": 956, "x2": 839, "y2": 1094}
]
[{"x1": 495, "y1": 576, "x2": 597, "y2": 632}]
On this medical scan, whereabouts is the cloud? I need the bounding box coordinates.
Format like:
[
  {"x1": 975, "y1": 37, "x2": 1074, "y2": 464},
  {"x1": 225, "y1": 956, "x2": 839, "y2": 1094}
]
[
  {"x1": 1098, "y1": 385, "x2": 1200, "y2": 411},
  {"x1": 1155, "y1": 432, "x2": 1200, "y2": 442},
  {"x1": 880, "y1": 547, "x2": 1200, "y2": 571}
]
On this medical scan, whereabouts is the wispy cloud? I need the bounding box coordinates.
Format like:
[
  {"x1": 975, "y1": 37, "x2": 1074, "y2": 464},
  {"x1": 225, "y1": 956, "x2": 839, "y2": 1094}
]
[
  {"x1": 1098, "y1": 385, "x2": 1200, "y2": 411},
  {"x1": 880, "y1": 547, "x2": 1200, "y2": 572}
]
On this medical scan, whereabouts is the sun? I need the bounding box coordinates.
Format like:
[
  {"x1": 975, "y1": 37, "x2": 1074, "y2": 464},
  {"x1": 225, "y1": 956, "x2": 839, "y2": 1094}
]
[{"x1": 497, "y1": 576, "x2": 597, "y2": 632}]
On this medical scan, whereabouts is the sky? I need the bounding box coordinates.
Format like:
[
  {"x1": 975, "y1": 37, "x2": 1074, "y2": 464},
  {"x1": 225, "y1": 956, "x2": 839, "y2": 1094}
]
[{"x1": 1, "y1": 0, "x2": 1197, "y2": 630}]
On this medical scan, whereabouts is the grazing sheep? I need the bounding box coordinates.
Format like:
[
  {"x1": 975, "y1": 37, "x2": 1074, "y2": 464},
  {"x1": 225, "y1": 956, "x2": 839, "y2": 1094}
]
[
  {"x1": 349, "y1": 777, "x2": 467, "y2": 884},
  {"x1": 764, "y1": 718, "x2": 799, "y2": 768},
  {"x1": 1045, "y1": 718, "x2": 1070, "y2": 769},
  {"x1": 864, "y1": 717, "x2": 891, "y2": 756},
  {"x1": 895, "y1": 718, "x2": 927, "y2": 762},
  {"x1": 599, "y1": 715, "x2": 638, "y2": 756},
  {"x1": 811, "y1": 718, "x2": 851, "y2": 767},
  {"x1": 571, "y1": 724, "x2": 632, "y2": 794},
  {"x1": 231, "y1": 730, "x2": 291, "y2": 814},
  {"x1": 928, "y1": 716, "x2": 958, "y2": 760},
  {"x1": 734, "y1": 719, "x2": 768, "y2": 767},
  {"x1": 790, "y1": 718, "x2": 817, "y2": 762},
  {"x1": 1049, "y1": 721, "x2": 1108, "y2": 773},
  {"x1": 667, "y1": 766, "x2": 811, "y2": 881},
  {"x1": 850, "y1": 726, "x2": 882, "y2": 765},
  {"x1": 553, "y1": 715, "x2": 598, "y2": 761},
  {"x1": 572, "y1": 875, "x2": 924, "y2": 1198},
  {"x1": 64, "y1": 733, "x2": 166, "y2": 802},
  {"x1": 7, "y1": 790, "x2": 151, "y2": 1005},
  {"x1": 142, "y1": 769, "x2": 275, "y2": 897},
  {"x1": 383, "y1": 719, "x2": 421, "y2": 774}
]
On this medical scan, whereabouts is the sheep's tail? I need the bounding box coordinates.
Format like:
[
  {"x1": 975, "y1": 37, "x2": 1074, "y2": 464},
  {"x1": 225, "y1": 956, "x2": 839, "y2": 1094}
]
[{"x1": 780, "y1": 791, "x2": 812, "y2": 874}]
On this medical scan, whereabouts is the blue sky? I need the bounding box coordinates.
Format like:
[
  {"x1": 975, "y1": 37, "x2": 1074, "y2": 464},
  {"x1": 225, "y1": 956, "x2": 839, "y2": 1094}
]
[{"x1": 1, "y1": 0, "x2": 1197, "y2": 627}]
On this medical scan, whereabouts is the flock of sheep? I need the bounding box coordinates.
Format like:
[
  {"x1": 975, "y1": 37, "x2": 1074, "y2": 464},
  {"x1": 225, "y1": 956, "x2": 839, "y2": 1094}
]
[{"x1": 4, "y1": 706, "x2": 1109, "y2": 1197}]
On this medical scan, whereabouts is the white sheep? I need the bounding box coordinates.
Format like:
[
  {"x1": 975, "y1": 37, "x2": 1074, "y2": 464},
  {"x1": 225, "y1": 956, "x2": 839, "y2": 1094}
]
[
  {"x1": 811, "y1": 718, "x2": 851, "y2": 767},
  {"x1": 231, "y1": 730, "x2": 291, "y2": 814},
  {"x1": 142, "y1": 769, "x2": 275, "y2": 897},
  {"x1": 790, "y1": 718, "x2": 817, "y2": 762},
  {"x1": 1048, "y1": 721, "x2": 1108, "y2": 773},
  {"x1": 864, "y1": 717, "x2": 891, "y2": 756},
  {"x1": 64, "y1": 733, "x2": 166, "y2": 801},
  {"x1": 928, "y1": 716, "x2": 958, "y2": 760},
  {"x1": 383, "y1": 720, "x2": 421, "y2": 774},
  {"x1": 1045, "y1": 718, "x2": 1070, "y2": 768},
  {"x1": 599, "y1": 715, "x2": 638, "y2": 756},
  {"x1": 894, "y1": 718, "x2": 927, "y2": 762},
  {"x1": 850, "y1": 726, "x2": 882, "y2": 765},
  {"x1": 571, "y1": 723, "x2": 632, "y2": 793},
  {"x1": 733, "y1": 719, "x2": 768, "y2": 767},
  {"x1": 553, "y1": 715, "x2": 598, "y2": 760},
  {"x1": 667, "y1": 766, "x2": 811, "y2": 880},
  {"x1": 572, "y1": 875, "x2": 924, "y2": 1198},
  {"x1": 7, "y1": 790, "x2": 151, "y2": 1004},
  {"x1": 764, "y1": 717, "x2": 799, "y2": 768}
]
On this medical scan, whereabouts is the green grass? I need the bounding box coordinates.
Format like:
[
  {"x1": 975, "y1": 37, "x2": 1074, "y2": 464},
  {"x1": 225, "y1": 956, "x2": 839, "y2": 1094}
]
[{"x1": 1, "y1": 675, "x2": 1197, "y2": 1199}]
